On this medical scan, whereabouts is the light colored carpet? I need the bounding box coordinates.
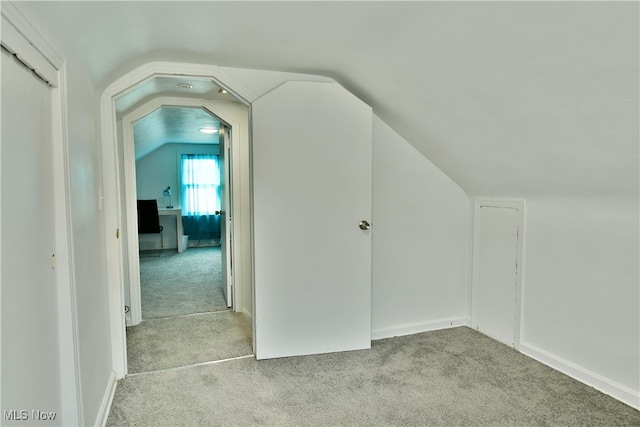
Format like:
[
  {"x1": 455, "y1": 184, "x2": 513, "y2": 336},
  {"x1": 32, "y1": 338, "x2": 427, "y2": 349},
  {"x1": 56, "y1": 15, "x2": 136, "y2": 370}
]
[
  {"x1": 126, "y1": 311, "x2": 253, "y2": 374},
  {"x1": 139, "y1": 246, "x2": 228, "y2": 319},
  {"x1": 108, "y1": 326, "x2": 640, "y2": 426}
]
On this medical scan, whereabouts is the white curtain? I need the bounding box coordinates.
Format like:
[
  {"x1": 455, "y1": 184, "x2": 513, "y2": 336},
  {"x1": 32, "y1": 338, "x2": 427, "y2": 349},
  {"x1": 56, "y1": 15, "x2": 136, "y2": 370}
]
[
  {"x1": 182, "y1": 154, "x2": 220, "y2": 215},
  {"x1": 181, "y1": 154, "x2": 221, "y2": 240}
]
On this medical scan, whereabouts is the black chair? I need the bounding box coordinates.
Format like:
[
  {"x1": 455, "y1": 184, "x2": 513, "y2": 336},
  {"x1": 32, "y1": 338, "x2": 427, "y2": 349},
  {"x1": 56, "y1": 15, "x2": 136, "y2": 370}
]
[{"x1": 137, "y1": 199, "x2": 164, "y2": 250}]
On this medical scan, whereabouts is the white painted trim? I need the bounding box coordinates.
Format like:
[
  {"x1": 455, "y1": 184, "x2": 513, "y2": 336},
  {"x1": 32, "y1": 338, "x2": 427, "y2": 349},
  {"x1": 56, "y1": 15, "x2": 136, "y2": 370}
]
[
  {"x1": 102, "y1": 62, "x2": 259, "y2": 379},
  {"x1": 107, "y1": 62, "x2": 255, "y2": 105},
  {"x1": 100, "y1": 89, "x2": 128, "y2": 379},
  {"x1": 471, "y1": 198, "x2": 526, "y2": 349},
  {"x1": 372, "y1": 317, "x2": 470, "y2": 340},
  {"x1": 0, "y1": 2, "x2": 63, "y2": 75},
  {"x1": 51, "y1": 62, "x2": 84, "y2": 427},
  {"x1": 122, "y1": 96, "x2": 244, "y2": 327},
  {"x1": 95, "y1": 371, "x2": 117, "y2": 427},
  {"x1": 121, "y1": 108, "x2": 142, "y2": 326},
  {"x1": 1, "y1": 6, "x2": 83, "y2": 424},
  {"x1": 520, "y1": 342, "x2": 640, "y2": 410},
  {"x1": 0, "y1": 16, "x2": 57, "y2": 85}
]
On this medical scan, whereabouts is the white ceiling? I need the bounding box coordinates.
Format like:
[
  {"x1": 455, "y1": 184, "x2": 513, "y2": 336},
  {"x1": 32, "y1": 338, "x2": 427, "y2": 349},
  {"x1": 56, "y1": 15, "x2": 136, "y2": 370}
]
[
  {"x1": 14, "y1": 1, "x2": 639, "y2": 199},
  {"x1": 118, "y1": 76, "x2": 233, "y2": 160},
  {"x1": 115, "y1": 76, "x2": 229, "y2": 116},
  {"x1": 133, "y1": 106, "x2": 221, "y2": 160}
]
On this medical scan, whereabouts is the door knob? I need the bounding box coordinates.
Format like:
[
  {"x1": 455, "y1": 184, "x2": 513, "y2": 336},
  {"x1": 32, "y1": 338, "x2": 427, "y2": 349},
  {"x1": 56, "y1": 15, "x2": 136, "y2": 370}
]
[{"x1": 359, "y1": 220, "x2": 370, "y2": 230}]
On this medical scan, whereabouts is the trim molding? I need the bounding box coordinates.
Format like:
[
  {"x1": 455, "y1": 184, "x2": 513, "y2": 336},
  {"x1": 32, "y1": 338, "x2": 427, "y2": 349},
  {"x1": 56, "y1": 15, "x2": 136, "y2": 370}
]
[
  {"x1": 95, "y1": 371, "x2": 117, "y2": 427},
  {"x1": 122, "y1": 96, "x2": 244, "y2": 326},
  {"x1": 521, "y1": 342, "x2": 640, "y2": 410},
  {"x1": 0, "y1": 2, "x2": 63, "y2": 71},
  {"x1": 372, "y1": 317, "x2": 470, "y2": 340},
  {"x1": 101, "y1": 62, "x2": 254, "y2": 379}
]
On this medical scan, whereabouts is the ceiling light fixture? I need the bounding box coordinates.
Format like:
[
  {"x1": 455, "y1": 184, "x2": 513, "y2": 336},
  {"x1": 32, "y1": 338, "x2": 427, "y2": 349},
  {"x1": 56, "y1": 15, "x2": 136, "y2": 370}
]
[
  {"x1": 218, "y1": 88, "x2": 228, "y2": 94},
  {"x1": 199, "y1": 127, "x2": 217, "y2": 134},
  {"x1": 176, "y1": 83, "x2": 193, "y2": 89}
]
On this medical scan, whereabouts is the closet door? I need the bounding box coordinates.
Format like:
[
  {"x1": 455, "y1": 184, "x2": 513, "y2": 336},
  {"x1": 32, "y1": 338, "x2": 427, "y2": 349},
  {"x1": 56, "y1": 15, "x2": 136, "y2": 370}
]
[
  {"x1": 474, "y1": 203, "x2": 521, "y2": 347},
  {"x1": 252, "y1": 81, "x2": 372, "y2": 359},
  {"x1": 1, "y1": 46, "x2": 60, "y2": 417}
]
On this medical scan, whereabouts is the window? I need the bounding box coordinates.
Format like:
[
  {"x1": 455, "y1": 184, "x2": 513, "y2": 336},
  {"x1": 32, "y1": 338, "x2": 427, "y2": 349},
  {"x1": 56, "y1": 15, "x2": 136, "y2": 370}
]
[{"x1": 181, "y1": 154, "x2": 220, "y2": 216}]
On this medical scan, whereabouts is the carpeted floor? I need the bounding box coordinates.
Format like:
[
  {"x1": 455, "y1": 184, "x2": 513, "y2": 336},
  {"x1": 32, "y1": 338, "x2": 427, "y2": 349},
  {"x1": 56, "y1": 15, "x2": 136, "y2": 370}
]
[
  {"x1": 127, "y1": 311, "x2": 253, "y2": 374},
  {"x1": 129, "y1": 245, "x2": 249, "y2": 375},
  {"x1": 107, "y1": 326, "x2": 640, "y2": 426},
  {"x1": 139, "y1": 246, "x2": 228, "y2": 319}
]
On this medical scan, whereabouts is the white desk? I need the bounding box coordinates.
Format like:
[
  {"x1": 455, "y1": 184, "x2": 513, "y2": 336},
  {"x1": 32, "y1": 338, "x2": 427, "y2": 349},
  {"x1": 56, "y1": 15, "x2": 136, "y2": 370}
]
[{"x1": 158, "y1": 208, "x2": 184, "y2": 253}]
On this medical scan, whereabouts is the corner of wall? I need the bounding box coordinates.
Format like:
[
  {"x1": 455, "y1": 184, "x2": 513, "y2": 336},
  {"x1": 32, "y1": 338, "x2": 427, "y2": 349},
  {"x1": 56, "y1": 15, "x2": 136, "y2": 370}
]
[{"x1": 94, "y1": 371, "x2": 117, "y2": 427}]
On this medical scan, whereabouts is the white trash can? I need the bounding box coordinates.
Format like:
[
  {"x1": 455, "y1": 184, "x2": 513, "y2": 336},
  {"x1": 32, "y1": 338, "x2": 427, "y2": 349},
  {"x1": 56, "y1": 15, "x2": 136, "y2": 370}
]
[{"x1": 182, "y1": 235, "x2": 189, "y2": 251}]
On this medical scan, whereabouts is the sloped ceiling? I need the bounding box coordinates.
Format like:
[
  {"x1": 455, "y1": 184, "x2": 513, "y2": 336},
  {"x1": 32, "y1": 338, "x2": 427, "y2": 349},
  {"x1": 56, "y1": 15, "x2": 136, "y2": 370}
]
[
  {"x1": 133, "y1": 106, "x2": 220, "y2": 160},
  {"x1": 14, "y1": 1, "x2": 639, "y2": 199},
  {"x1": 116, "y1": 76, "x2": 238, "y2": 160}
]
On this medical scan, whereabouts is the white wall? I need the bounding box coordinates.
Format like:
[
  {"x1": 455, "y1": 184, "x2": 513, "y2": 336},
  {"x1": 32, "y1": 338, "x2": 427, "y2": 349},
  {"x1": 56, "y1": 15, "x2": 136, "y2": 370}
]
[
  {"x1": 136, "y1": 143, "x2": 218, "y2": 249},
  {"x1": 62, "y1": 53, "x2": 114, "y2": 427},
  {"x1": 520, "y1": 197, "x2": 639, "y2": 406},
  {"x1": 371, "y1": 116, "x2": 470, "y2": 338}
]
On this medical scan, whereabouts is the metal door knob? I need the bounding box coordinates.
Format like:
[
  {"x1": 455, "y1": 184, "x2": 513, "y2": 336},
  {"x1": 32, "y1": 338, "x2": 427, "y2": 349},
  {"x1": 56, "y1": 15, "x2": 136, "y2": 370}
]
[{"x1": 359, "y1": 220, "x2": 370, "y2": 230}]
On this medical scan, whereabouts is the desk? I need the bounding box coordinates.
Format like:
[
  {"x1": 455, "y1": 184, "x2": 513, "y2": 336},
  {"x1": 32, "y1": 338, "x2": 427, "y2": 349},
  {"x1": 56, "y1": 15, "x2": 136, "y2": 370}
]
[{"x1": 158, "y1": 208, "x2": 184, "y2": 253}]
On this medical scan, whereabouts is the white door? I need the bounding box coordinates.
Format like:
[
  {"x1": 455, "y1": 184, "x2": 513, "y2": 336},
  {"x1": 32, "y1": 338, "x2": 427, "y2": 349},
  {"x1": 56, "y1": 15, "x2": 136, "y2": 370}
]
[
  {"x1": 1, "y1": 47, "x2": 61, "y2": 414},
  {"x1": 252, "y1": 81, "x2": 372, "y2": 359},
  {"x1": 218, "y1": 124, "x2": 233, "y2": 308},
  {"x1": 475, "y1": 204, "x2": 520, "y2": 347}
]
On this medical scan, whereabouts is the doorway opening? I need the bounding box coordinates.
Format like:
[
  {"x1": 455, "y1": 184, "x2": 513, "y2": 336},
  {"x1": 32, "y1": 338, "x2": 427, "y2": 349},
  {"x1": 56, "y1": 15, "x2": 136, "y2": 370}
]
[
  {"x1": 124, "y1": 105, "x2": 233, "y2": 324},
  {"x1": 113, "y1": 75, "x2": 252, "y2": 375}
]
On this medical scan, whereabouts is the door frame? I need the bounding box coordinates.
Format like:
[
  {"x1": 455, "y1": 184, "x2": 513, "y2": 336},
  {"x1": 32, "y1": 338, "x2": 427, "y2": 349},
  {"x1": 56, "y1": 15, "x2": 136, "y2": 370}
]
[
  {"x1": 122, "y1": 97, "x2": 239, "y2": 327},
  {"x1": 100, "y1": 63, "x2": 254, "y2": 379},
  {"x1": 471, "y1": 198, "x2": 526, "y2": 349}
]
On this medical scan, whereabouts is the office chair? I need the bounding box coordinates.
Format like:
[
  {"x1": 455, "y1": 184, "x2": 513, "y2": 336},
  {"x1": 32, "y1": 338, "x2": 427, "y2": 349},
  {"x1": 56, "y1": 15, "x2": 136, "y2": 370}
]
[{"x1": 137, "y1": 199, "x2": 164, "y2": 250}]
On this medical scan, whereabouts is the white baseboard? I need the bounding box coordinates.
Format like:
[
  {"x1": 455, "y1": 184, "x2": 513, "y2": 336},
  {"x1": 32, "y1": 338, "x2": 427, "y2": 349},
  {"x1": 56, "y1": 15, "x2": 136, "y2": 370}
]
[
  {"x1": 372, "y1": 317, "x2": 470, "y2": 340},
  {"x1": 520, "y1": 342, "x2": 640, "y2": 410},
  {"x1": 95, "y1": 371, "x2": 117, "y2": 427}
]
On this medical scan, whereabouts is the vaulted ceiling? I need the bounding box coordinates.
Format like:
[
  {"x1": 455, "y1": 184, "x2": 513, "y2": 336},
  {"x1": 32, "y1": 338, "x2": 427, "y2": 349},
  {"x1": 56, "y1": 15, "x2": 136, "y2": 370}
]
[{"x1": 14, "y1": 1, "x2": 639, "y2": 199}]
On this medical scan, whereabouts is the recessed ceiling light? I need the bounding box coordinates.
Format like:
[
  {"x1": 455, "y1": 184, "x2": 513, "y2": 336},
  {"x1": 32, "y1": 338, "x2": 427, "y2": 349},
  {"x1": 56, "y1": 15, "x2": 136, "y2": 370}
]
[
  {"x1": 176, "y1": 83, "x2": 193, "y2": 89},
  {"x1": 199, "y1": 128, "x2": 217, "y2": 134}
]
